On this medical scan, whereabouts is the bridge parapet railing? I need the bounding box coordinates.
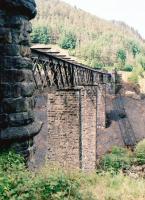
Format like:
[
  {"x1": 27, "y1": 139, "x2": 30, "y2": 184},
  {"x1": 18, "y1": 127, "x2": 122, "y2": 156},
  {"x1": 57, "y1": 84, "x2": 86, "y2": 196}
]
[{"x1": 31, "y1": 48, "x2": 112, "y2": 90}]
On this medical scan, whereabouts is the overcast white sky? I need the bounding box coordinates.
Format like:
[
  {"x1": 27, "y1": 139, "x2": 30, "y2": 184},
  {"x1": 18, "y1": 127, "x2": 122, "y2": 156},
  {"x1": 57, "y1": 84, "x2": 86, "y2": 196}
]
[{"x1": 63, "y1": 0, "x2": 145, "y2": 39}]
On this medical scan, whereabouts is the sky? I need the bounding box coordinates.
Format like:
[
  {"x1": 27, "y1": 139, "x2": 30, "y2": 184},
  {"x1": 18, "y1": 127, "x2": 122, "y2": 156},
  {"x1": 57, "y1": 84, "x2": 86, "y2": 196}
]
[{"x1": 63, "y1": 0, "x2": 145, "y2": 39}]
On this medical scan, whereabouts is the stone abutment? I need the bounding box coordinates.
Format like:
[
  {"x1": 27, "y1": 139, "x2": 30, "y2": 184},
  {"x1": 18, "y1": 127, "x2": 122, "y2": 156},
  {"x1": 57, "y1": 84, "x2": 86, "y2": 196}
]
[{"x1": 0, "y1": 0, "x2": 42, "y2": 159}]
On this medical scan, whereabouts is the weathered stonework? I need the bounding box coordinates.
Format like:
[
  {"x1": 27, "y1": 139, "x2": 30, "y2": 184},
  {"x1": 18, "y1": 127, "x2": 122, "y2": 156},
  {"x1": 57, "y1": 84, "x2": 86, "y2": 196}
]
[
  {"x1": 0, "y1": 0, "x2": 42, "y2": 159},
  {"x1": 81, "y1": 86, "x2": 97, "y2": 171},
  {"x1": 47, "y1": 87, "x2": 98, "y2": 171},
  {"x1": 97, "y1": 84, "x2": 106, "y2": 128},
  {"x1": 47, "y1": 89, "x2": 81, "y2": 169}
]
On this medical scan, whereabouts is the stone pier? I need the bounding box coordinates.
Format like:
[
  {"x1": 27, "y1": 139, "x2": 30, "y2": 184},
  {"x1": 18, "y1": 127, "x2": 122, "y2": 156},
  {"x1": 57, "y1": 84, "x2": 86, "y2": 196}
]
[
  {"x1": 0, "y1": 0, "x2": 42, "y2": 159},
  {"x1": 46, "y1": 87, "x2": 98, "y2": 171},
  {"x1": 97, "y1": 84, "x2": 106, "y2": 128}
]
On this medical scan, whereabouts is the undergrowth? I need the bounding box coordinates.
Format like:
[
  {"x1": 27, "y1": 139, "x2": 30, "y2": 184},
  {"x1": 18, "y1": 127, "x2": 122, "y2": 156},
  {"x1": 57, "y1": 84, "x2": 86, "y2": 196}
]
[
  {"x1": 99, "y1": 140, "x2": 145, "y2": 173},
  {"x1": 99, "y1": 146, "x2": 133, "y2": 173},
  {"x1": 1, "y1": 139, "x2": 145, "y2": 200},
  {"x1": 0, "y1": 151, "x2": 94, "y2": 200}
]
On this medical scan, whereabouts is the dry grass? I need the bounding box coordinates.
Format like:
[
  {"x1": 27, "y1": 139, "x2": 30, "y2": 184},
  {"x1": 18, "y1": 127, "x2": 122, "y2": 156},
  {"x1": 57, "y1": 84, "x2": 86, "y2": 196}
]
[
  {"x1": 79, "y1": 172, "x2": 145, "y2": 200},
  {"x1": 38, "y1": 164, "x2": 145, "y2": 200}
]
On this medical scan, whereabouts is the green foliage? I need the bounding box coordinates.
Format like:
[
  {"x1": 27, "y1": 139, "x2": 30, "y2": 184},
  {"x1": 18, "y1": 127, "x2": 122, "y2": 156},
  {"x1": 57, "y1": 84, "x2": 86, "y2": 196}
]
[
  {"x1": 137, "y1": 54, "x2": 145, "y2": 70},
  {"x1": 0, "y1": 151, "x2": 90, "y2": 200},
  {"x1": 76, "y1": 41, "x2": 105, "y2": 68},
  {"x1": 127, "y1": 40, "x2": 141, "y2": 58},
  {"x1": 116, "y1": 49, "x2": 126, "y2": 67},
  {"x1": 122, "y1": 64, "x2": 133, "y2": 72},
  {"x1": 33, "y1": 0, "x2": 144, "y2": 69},
  {"x1": 0, "y1": 150, "x2": 25, "y2": 172},
  {"x1": 2, "y1": 144, "x2": 145, "y2": 200},
  {"x1": 68, "y1": 49, "x2": 76, "y2": 56},
  {"x1": 135, "y1": 139, "x2": 145, "y2": 165},
  {"x1": 128, "y1": 65, "x2": 144, "y2": 84},
  {"x1": 99, "y1": 140, "x2": 145, "y2": 174},
  {"x1": 0, "y1": 151, "x2": 34, "y2": 200},
  {"x1": 99, "y1": 146, "x2": 133, "y2": 173},
  {"x1": 59, "y1": 31, "x2": 77, "y2": 49},
  {"x1": 31, "y1": 26, "x2": 52, "y2": 44}
]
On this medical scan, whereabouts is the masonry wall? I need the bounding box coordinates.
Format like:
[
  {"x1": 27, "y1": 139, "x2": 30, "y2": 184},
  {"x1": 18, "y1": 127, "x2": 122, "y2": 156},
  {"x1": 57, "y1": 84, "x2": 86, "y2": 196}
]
[
  {"x1": 0, "y1": 0, "x2": 41, "y2": 158},
  {"x1": 47, "y1": 89, "x2": 81, "y2": 169},
  {"x1": 81, "y1": 87, "x2": 97, "y2": 171},
  {"x1": 29, "y1": 93, "x2": 48, "y2": 168},
  {"x1": 47, "y1": 87, "x2": 98, "y2": 170},
  {"x1": 97, "y1": 84, "x2": 106, "y2": 128}
]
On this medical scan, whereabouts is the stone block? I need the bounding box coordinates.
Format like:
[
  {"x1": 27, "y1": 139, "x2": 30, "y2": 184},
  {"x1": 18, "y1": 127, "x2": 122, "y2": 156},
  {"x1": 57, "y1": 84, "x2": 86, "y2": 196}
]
[
  {"x1": 10, "y1": 20, "x2": 32, "y2": 45},
  {"x1": 0, "y1": 56, "x2": 33, "y2": 69},
  {"x1": 2, "y1": 97, "x2": 35, "y2": 113},
  {"x1": 0, "y1": 44, "x2": 20, "y2": 56},
  {"x1": 11, "y1": 29, "x2": 30, "y2": 46},
  {"x1": 0, "y1": 10, "x2": 6, "y2": 27},
  {"x1": 0, "y1": 69, "x2": 33, "y2": 82},
  {"x1": 0, "y1": 44, "x2": 30, "y2": 57},
  {"x1": 0, "y1": 120, "x2": 42, "y2": 141},
  {"x1": 25, "y1": 22, "x2": 32, "y2": 33},
  {"x1": 8, "y1": 111, "x2": 34, "y2": 126},
  {"x1": 14, "y1": 82, "x2": 35, "y2": 97},
  {"x1": 0, "y1": 83, "x2": 12, "y2": 99},
  {"x1": 0, "y1": 27, "x2": 12, "y2": 43},
  {"x1": 0, "y1": 0, "x2": 37, "y2": 19},
  {"x1": 0, "y1": 113, "x2": 8, "y2": 128},
  {"x1": 5, "y1": 16, "x2": 26, "y2": 29},
  {"x1": 10, "y1": 138, "x2": 35, "y2": 159},
  {"x1": 20, "y1": 45, "x2": 31, "y2": 57},
  {"x1": 0, "y1": 82, "x2": 35, "y2": 98}
]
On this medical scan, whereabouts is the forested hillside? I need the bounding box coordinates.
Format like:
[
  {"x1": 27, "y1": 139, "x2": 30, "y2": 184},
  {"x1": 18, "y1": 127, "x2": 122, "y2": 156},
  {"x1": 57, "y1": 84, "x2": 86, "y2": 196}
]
[{"x1": 32, "y1": 0, "x2": 145, "y2": 75}]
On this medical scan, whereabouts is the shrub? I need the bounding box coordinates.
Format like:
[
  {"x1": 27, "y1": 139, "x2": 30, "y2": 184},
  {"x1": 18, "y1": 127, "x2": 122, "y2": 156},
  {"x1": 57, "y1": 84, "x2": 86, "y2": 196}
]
[
  {"x1": 137, "y1": 54, "x2": 145, "y2": 70},
  {"x1": 31, "y1": 26, "x2": 52, "y2": 44},
  {"x1": 59, "y1": 31, "x2": 77, "y2": 49},
  {"x1": 127, "y1": 40, "x2": 141, "y2": 58},
  {"x1": 0, "y1": 151, "x2": 36, "y2": 200},
  {"x1": 0, "y1": 151, "x2": 90, "y2": 200},
  {"x1": 135, "y1": 139, "x2": 145, "y2": 165},
  {"x1": 116, "y1": 49, "x2": 126, "y2": 66},
  {"x1": 0, "y1": 150, "x2": 25, "y2": 172},
  {"x1": 99, "y1": 146, "x2": 133, "y2": 173},
  {"x1": 128, "y1": 65, "x2": 144, "y2": 84},
  {"x1": 122, "y1": 64, "x2": 133, "y2": 72}
]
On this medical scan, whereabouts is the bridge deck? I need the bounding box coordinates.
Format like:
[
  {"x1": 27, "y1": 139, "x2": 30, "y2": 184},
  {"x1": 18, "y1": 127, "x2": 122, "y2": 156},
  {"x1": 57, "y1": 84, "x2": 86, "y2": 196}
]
[{"x1": 31, "y1": 47, "x2": 112, "y2": 90}]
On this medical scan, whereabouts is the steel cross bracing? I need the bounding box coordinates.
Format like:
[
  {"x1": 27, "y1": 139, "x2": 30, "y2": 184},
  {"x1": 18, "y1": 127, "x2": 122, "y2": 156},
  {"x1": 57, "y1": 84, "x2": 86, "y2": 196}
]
[{"x1": 31, "y1": 48, "x2": 112, "y2": 90}]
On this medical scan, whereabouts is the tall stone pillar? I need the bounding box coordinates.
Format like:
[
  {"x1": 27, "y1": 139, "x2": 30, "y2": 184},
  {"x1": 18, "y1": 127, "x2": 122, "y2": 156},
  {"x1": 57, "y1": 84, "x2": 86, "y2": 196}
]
[
  {"x1": 97, "y1": 84, "x2": 106, "y2": 128},
  {"x1": 0, "y1": 0, "x2": 42, "y2": 159},
  {"x1": 47, "y1": 87, "x2": 97, "y2": 171}
]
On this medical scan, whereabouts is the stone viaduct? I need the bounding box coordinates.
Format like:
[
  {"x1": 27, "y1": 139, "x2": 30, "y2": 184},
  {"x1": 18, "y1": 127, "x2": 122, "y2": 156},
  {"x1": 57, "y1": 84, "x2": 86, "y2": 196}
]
[{"x1": 0, "y1": 0, "x2": 111, "y2": 171}]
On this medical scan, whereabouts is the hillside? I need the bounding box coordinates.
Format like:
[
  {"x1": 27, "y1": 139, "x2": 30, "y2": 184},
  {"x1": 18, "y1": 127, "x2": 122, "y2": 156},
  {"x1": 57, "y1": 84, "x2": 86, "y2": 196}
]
[{"x1": 32, "y1": 0, "x2": 145, "y2": 73}]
